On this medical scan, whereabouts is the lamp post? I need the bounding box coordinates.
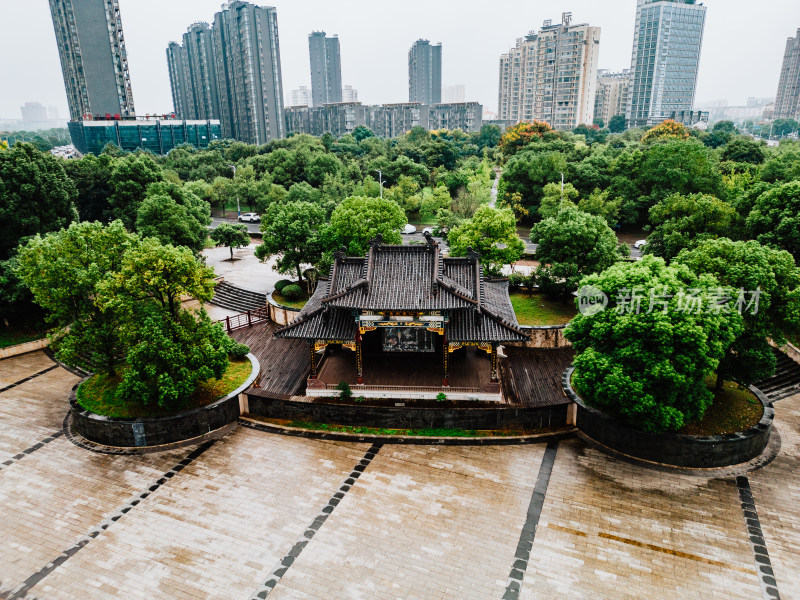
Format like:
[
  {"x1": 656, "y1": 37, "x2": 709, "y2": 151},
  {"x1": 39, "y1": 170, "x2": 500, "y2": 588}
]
[
  {"x1": 375, "y1": 169, "x2": 383, "y2": 199},
  {"x1": 229, "y1": 164, "x2": 240, "y2": 218},
  {"x1": 559, "y1": 172, "x2": 565, "y2": 210}
]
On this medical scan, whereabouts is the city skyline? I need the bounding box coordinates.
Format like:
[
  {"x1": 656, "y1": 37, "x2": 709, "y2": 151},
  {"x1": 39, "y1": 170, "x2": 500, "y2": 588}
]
[{"x1": 2, "y1": 0, "x2": 800, "y2": 120}]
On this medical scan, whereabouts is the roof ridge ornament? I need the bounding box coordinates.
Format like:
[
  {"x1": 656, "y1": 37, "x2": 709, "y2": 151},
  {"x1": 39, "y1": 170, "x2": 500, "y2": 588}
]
[{"x1": 369, "y1": 234, "x2": 383, "y2": 249}]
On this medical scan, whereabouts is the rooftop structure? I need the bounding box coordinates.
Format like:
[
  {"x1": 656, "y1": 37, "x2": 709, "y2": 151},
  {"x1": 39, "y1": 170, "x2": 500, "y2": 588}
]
[{"x1": 277, "y1": 235, "x2": 526, "y2": 398}]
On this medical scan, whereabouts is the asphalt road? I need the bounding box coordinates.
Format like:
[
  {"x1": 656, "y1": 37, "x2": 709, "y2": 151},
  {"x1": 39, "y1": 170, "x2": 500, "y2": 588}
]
[{"x1": 210, "y1": 216, "x2": 261, "y2": 233}]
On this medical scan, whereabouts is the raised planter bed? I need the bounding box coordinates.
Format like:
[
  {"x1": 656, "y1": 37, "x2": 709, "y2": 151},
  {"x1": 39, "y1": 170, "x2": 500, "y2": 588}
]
[
  {"x1": 69, "y1": 354, "x2": 259, "y2": 448},
  {"x1": 267, "y1": 291, "x2": 302, "y2": 326},
  {"x1": 562, "y1": 367, "x2": 775, "y2": 468}
]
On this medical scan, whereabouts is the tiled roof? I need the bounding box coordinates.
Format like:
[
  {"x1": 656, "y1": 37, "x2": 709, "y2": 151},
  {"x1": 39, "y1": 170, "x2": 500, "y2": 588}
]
[{"x1": 276, "y1": 238, "x2": 528, "y2": 342}]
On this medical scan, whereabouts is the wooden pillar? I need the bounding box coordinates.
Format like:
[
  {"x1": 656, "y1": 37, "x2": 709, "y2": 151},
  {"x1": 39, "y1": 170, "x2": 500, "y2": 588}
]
[
  {"x1": 442, "y1": 333, "x2": 449, "y2": 387},
  {"x1": 309, "y1": 341, "x2": 318, "y2": 379},
  {"x1": 490, "y1": 343, "x2": 498, "y2": 382},
  {"x1": 356, "y1": 331, "x2": 364, "y2": 384}
]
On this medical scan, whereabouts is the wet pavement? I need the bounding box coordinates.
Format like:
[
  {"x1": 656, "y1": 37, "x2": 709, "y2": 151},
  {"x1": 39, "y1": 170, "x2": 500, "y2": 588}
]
[{"x1": 1, "y1": 350, "x2": 799, "y2": 599}]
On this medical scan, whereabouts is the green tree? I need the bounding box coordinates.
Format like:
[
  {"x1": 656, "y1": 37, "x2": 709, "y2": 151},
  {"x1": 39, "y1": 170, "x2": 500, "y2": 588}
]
[
  {"x1": 675, "y1": 239, "x2": 800, "y2": 389},
  {"x1": 108, "y1": 153, "x2": 163, "y2": 229},
  {"x1": 210, "y1": 222, "x2": 251, "y2": 261},
  {"x1": 136, "y1": 182, "x2": 211, "y2": 253},
  {"x1": 420, "y1": 185, "x2": 451, "y2": 217},
  {"x1": 608, "y1": 115, "x2": 626, "y2": 133},
  {"x1": 327, "y1": 196, "x2": 406, "y2": 255},
  {"x1": 99, "y1": 238, "x2": 216, "y2": 321},
  {"x1": 577, "y1": 188, "x2": 621, "y2": 226},
  {"x1": 15, "y1": 220, "x2": 138, "y2": 374},
  {"x1": 565, "y1": 256, "x2": 743, "y2": 433},
  {"x1": 116, "y1": 307, "x2": 234, "y2": 409},
  {"x1": 645, "y1": 194, "x2": 739, "y2": 261},
  {"x1": 447, "y1": 205, "x2": 525, "y2": 275},
  {"x1": 0, "y1": 142, "x2": 78, "y2": 261},
  {"x1": 720, "y1": 138, "x2": 767, "y2": 164},
  {"x1": 531, "y1": 207, "x2": 619, "y2": 296},
  {"x1": 63, "y1": 153, "x2": 115, "y2": 222},
  {"x1": 712, "y1": 121, "x2": 737, "y2": 135},
  {"x1": 747, "y1": 181, "x2": 800, "y2": 260},
  {"x1": 500, "y1": 151, "x2": 568, "y2": 215},
  {"x1": 538, "y1": 182, "x2": 580, "y2": 219},
  {"x1": 256, "y1": 201, "x2": 326, "y2": 282}
]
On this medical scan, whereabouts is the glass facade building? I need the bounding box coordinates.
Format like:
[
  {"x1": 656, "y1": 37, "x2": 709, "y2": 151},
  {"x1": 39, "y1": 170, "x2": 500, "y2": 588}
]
[
  {"x1": 626, "y1": 0, "x2": 707, "y2": 128},
  {"x1": 69, "y1": 119, "x2": 222, "y2": 155}
]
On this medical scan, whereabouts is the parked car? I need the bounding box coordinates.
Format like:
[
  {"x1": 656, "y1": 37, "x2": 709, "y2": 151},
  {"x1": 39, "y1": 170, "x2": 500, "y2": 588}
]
[
  {"x1": 238, "y1": 213, "x2": 261, "y2": 223},
  {"x1": 402, "y1": 224, "x2": 417, "y2": 234},
  {"x1": 633, "y1": 239, "x2": 647, "y2": 250}
]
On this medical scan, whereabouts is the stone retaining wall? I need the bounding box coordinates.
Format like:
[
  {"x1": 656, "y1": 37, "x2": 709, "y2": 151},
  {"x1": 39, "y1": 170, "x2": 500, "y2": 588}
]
[
  {"x1": 507, "y1": 325, "x2": 571, "y2": 349},
  {"x1": 69, "y1": 354, "x2": 259, "y2": 448},
  {"x1": 246, "y1": 391, "x2": 569, "y2": 431},
  {"x1": 0, "y1": 338, "x2": 49, "y2": 359},
  {"x1": 562, "y1": 367, "x2": 774, "y2": 468}
]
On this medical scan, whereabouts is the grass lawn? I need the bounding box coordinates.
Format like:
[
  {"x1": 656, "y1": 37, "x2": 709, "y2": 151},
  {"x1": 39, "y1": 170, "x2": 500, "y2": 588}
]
[
  {"x1": 255, "y1": 417, "x2": 546, "y2": 437},
  {"x1": 679, "y1": 378, "x2": 763, "y2": 436},
  {"x1": 509, "y1": 291, "x2": 577, "y2": 326},
  {"x1": 271, "y1": 290, "x2": 309, "y2": 309},
  {"x1": 0, "y1": 325, "x2": 48, "y2": 349},
  {"x1": 76, "y1": 358, "x2": 253, "y2": 419},
  {"x1": 409, "y1": 213, "x2": 438, "y2": 226}
]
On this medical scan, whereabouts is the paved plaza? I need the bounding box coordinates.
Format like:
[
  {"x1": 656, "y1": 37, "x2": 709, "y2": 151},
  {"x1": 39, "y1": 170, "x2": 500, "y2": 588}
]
[{"x1": 0, "y1": 351, "x2": 798, "y2": 599}]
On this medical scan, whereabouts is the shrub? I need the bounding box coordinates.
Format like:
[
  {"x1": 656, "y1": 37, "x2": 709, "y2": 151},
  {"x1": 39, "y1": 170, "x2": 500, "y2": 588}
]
[
  {"x1": 274, "y1": 279, "x2": 293, "y2": 293},
  {"x1": 436, "y1": 392, "x2": 447, "y2": 402},
  {"x1": 281, "y1": 284, "x2": 303, "y2": 300},
  {"x1": 508, "y1": 272, "x2": 526, "y2": 292},
  {"x1": 229, "y1": 343, "x2": 250, "y2": 359},
  {"x1": 336, "y1": 380, "x2": 352, "y2": 401}
]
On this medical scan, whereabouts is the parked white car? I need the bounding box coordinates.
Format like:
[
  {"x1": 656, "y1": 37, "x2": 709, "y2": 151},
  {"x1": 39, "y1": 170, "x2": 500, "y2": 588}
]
[
  {"x1": 402, "y1": 224, "x2": 417, "y2": 234},
  {"x1": 633, "y1": 239, "x2": 647, "y2": 250},
  {"x1": 238, "y1": 213, "x2": 261, "y2": 223}
]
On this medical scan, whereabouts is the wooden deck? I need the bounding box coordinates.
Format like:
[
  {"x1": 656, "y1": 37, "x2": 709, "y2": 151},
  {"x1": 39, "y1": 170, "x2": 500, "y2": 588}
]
[
  {"x1": 317, "y1": 346, "x2": 491, "y2": 390},
  {"x1": 501, "y1": 346, "x2": 574, "y2": 408},
  {"x1": 229, "y1": 321, "x2": 309, "y2": 396}
]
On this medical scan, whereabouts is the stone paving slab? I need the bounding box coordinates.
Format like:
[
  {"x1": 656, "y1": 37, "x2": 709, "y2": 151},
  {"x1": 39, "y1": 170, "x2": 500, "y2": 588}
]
[
  {"x1": 0, "y1": 352, "x2": 56, "y2": 388},
  {"x1": 0, "y1": 365, "x2": 79, "y2": 464},
  {"x1": 269, "y1": 444, "x2": 546, "y2": 600},
  {"x1": 518, "y1": 438, "x2": 762, "y2": 599},
  {"x1": 0, "y1": 437, "x2": 189, "y2": 597},
  {"x1": 1, "y1": 352, "x2": 800, "y2": 599},
  {"x1": 750, "y1": 394, "x2": 800, "y2": 599},
  {"x1": 27, "y1": 429, "x2": 370, "y2": 600}
]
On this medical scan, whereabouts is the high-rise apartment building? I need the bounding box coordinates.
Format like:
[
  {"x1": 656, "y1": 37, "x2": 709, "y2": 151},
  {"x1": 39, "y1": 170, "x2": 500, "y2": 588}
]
[
  {"x1": 49, "y1": 0, "x2": 135, "y2": 120},
  {"x1": 594, "y1": 70, "x2": 631, "y2": 125},
  {"x1": 167, "y1": 22, "x2": 220, "y2": 121},
  {"x1": 444, "y1": 85, "x2": 466, "y2": 104},
  {"x1": 429, "y1": 102, "x2": 483, "y2": 133},
  {"x1": 409, "y1": 40, "x2": 442, "y2": 105},
  {"x1": 774, "y1": 29, "x2": 800, "y2": 120},
  {"x1": 309, "y1": 32, "x2": 343, "y2": 106},
  {"x1": 168, "y1": 1, "x2": 285, "y2": 144},
  {"x1": 342, "y1": 85, "x2": 359, "y2": 103},
  {"x1": 291, "y1": 86, "x2": 312, "y2": 107},
  {"x1": 21, "y1": 102, "x2": 48, "y2": 123},
  {"x1": 498, "y1": 13, "x2": 600, "y2": 130},
  {"x1": 626, "y1": 0, "x2": 707, "y2": 128}
]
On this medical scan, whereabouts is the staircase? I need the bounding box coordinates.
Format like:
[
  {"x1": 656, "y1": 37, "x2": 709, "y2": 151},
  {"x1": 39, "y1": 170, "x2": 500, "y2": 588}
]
[
  {"x1": 209, "y1": 281, "x2": 267, "y2": 313},
  {"x1": 755, "y1": 349, "x2": 800, "y2": 402}
]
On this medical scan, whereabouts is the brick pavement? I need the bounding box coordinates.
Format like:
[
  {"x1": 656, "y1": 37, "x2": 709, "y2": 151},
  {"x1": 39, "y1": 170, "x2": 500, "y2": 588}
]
[{"x1": 1, "y1": 351, "x2": 799, "y2": 599}]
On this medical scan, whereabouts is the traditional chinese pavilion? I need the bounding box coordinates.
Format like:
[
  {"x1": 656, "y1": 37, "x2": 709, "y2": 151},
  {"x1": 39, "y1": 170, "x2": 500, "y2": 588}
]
[{"x1": 275, "y1": 234, "x2": 528, "y2": 400}]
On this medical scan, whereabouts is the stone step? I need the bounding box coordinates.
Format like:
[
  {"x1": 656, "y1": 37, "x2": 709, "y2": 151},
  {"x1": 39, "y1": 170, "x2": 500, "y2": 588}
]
[{"x1": 209, "y1": 281, "x2": 267, "y2": 313}]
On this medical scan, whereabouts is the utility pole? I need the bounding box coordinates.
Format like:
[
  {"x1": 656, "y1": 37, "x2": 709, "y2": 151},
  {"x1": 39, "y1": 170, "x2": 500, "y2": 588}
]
[
  {"x1": 229, "y1": 164, "x2": 240, "y2": 218},
  {"x1": 376, "y1": 170, "x2": 383, "y2": 199}
]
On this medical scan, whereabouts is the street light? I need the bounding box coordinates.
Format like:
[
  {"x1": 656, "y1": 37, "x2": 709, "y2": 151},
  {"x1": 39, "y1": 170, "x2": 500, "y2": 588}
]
[
  {"x1": 229, "y1": 164, "x2": 240, "y2": 218},
  {"x1": 559, "y1": 172, "x2": 565, "y2": 209},
  {"x1": 375, "y1": 169, "x2": 384, "y2": 199}
]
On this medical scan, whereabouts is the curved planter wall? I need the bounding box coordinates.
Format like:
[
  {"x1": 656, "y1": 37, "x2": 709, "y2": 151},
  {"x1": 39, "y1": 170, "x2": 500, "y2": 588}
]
[
  {"x1": 267, "y1": 292, "x2": 302, "y2": 326},
  {"x1": 562, "y1": 367, "x2": 775, "y2": 468},
  {"x1": 246, "y1": 389, "x2": 569, "y2": 431},
  {"x1": 70, "y1": 354, "x2": 259, "y2": 448}
]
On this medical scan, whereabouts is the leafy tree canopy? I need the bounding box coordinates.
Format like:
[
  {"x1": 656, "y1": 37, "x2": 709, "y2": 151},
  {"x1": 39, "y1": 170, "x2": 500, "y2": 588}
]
[
  {"x1": 327, "y1": 196, "x2": 406, "y2": 256},
  {"x1": 136, "y1": 181, "x2": 211, "y2": 253},
  {"x1": 210, "y1": 222, "x2": 251, "y2": 261},
  {"x1": 256, "y1": 201, "x2": 326, "y2": 281},
  {"x1": 565, "y1": 256, "x2": 743, "y2": 433},
  {"x1": 747, "y1": 181, "x2": 800, "y2": 260},
  {"x1": 447, "y1": 205, "x2": 525, "y2": 276}
]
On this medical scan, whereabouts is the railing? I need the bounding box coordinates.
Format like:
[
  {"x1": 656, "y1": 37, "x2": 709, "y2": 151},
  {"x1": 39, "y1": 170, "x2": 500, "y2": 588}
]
[{"x1": 218, "y1": 306, "x2": 270, "y2": 332}]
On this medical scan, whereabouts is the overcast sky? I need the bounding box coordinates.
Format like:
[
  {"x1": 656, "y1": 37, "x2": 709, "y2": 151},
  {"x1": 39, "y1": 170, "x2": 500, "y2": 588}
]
[{"x1": 2, "y1": 0, "x2": 799, "y2": 120}]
